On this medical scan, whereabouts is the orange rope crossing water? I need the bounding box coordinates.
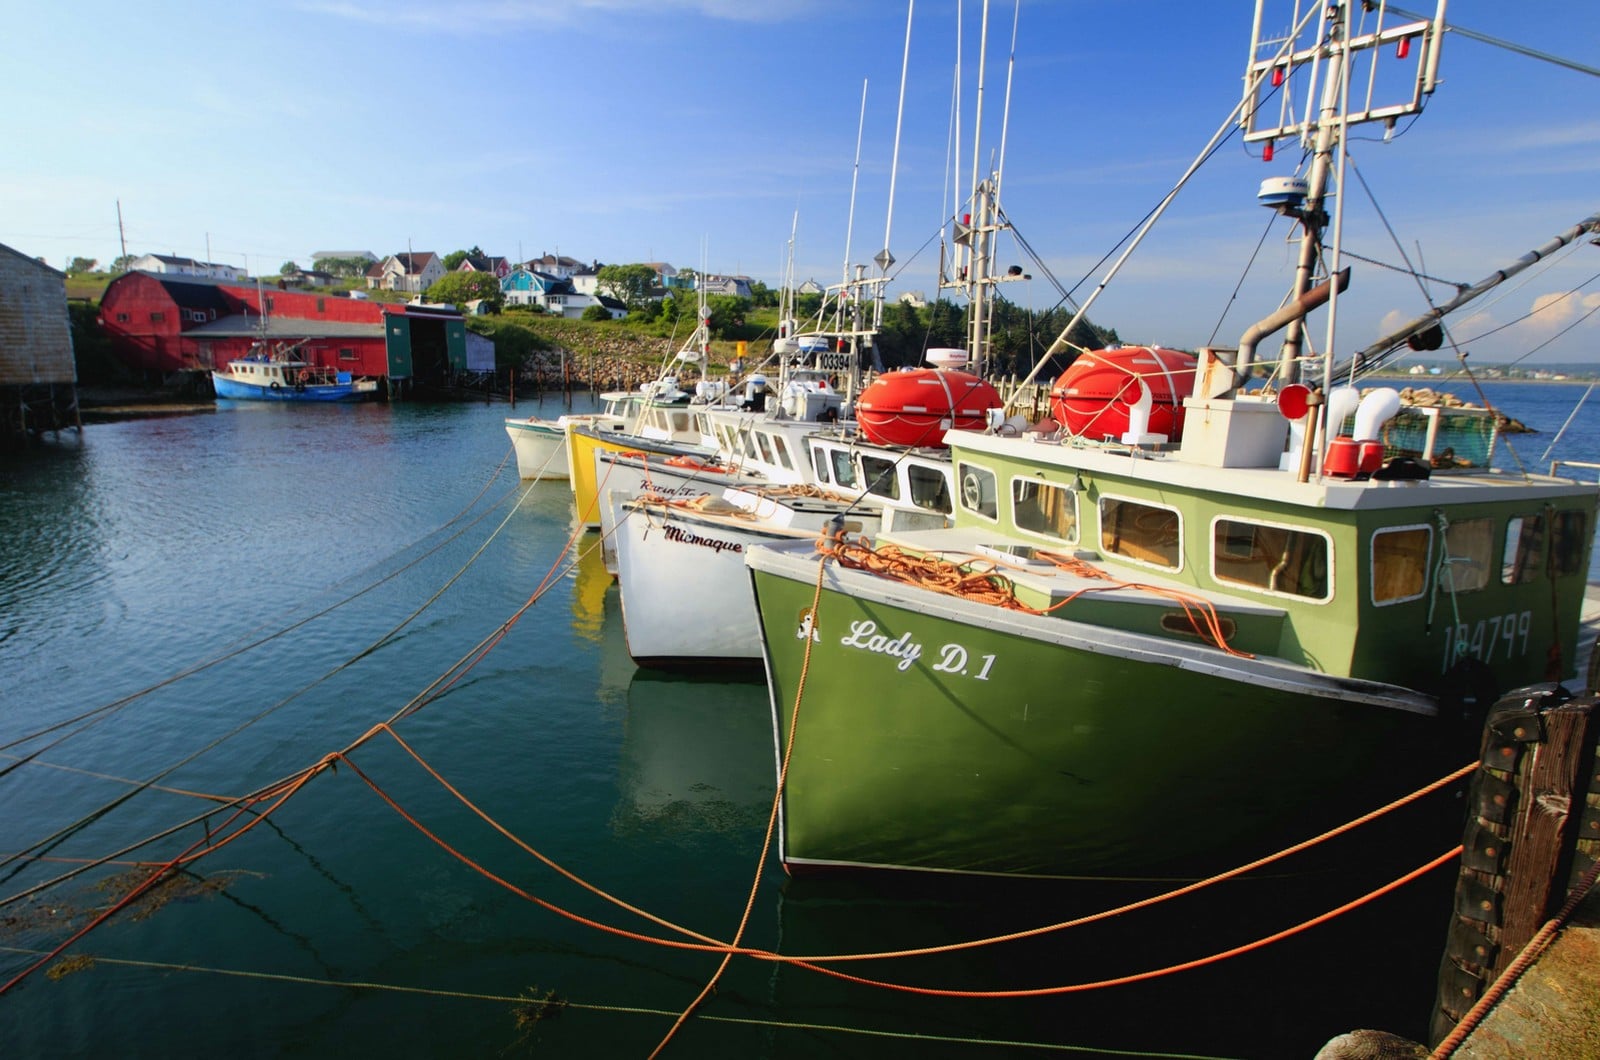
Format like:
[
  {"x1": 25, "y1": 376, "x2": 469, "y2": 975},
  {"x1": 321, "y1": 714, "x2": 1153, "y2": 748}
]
[
  {"x1": 0, "y1": 761, "x2": 328, "y2": 996},
  {"x1": 0, "y1": 484, "x2": 597, "y2": 990},
  {"x1": 0, "y1": 469, "x2": 1471, "y2": 1036}
]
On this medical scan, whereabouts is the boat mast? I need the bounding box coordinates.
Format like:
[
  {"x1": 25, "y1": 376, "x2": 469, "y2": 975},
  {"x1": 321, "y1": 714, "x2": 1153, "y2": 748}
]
[{"x1": 1242, "y1": 0, "x2": 1448, "y2": 390}]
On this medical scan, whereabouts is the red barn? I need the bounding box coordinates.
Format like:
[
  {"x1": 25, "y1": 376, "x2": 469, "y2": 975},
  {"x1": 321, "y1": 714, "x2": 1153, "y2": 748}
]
[{"x1": 98, "y1": 273, "x2": 469, "y2": 391}]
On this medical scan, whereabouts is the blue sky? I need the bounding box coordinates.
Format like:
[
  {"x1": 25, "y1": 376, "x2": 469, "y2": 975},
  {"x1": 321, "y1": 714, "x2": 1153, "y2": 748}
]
[{"x1": 4, "y1": 1, "x2": 1596, "y2": 363}]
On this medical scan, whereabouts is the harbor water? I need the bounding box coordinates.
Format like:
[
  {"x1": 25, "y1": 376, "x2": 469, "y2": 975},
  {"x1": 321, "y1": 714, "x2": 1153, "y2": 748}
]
[{"x1": 1, "y1": 381, "x2": 1596, "y2": 1058}]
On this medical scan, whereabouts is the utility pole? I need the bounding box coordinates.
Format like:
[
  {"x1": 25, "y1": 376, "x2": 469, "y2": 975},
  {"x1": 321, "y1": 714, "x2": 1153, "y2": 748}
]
[{"x1": 116, "y1": 200, "x2": 128, "y2": 270}]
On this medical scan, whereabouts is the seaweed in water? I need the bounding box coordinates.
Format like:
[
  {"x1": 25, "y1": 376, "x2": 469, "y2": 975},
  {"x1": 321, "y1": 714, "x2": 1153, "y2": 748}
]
[{"x1": 505, "y1": 984, "x2": 568, "y2": 1053}]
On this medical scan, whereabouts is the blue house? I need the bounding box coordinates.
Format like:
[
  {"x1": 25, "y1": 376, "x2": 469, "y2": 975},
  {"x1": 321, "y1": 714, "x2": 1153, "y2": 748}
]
[{"x1": 501, "y1": 267, "x2": 609, "y2": 318}]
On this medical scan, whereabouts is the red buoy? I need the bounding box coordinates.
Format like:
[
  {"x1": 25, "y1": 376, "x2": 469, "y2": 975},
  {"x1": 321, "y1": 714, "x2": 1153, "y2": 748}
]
[
  {"x1": 857, "y1": 367, "x2": 1001, "y2": 448},
  {"x1": 1048, "y1": 346, "x2": 1198, "y2": 442}
]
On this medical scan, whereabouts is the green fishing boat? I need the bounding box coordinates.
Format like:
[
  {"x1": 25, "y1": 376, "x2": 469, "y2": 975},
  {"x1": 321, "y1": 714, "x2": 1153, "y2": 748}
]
[{"x1": 745, "y1": 0, "x2": 1600, "y2": 879}]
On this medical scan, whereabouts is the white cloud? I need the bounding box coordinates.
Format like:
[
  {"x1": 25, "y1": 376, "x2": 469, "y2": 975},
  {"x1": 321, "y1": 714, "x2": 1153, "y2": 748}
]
[{"x1": 1526, "y1": 289, "x2": 1600, "y2": 334}]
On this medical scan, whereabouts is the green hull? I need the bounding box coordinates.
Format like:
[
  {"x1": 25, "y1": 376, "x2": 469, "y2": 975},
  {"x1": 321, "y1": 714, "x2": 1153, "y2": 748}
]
[{"x1": 749, "y1": 544, "x2": 1464, "y2": 879}]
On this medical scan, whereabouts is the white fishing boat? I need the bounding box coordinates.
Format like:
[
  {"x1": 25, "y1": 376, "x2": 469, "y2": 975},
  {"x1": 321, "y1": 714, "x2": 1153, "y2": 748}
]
[
  {"x1": 614, "y1": 485, "x2": 881, "y2": 669},
  {"x1": 504, "y1": 389, "x2": 641, "y2": 480}
]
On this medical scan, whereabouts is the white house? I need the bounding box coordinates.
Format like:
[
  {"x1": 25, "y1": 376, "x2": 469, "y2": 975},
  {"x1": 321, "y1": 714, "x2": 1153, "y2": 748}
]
[
  {"x1": 129, "y1": 253, "x2": 246, "y2": 282},
  {"x1": 699, "y1": 274, "x2": 754, "y2": 299},
  {"x1": 523, "y1": 252, "x2": 584, "y2": 280},
  {"x1": 367, "y1": 252, "x2": 446, "y2": 293},
  {"x1": 570, "y1": 263, "x2": 600, "y2": 297}
]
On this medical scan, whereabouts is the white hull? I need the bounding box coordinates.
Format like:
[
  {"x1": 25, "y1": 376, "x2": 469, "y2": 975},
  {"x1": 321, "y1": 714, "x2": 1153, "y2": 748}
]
[
  {"x1": 504, "y1": 418, "x2": 571, "y2": 479},
  {"x1": 595, "y1": 450, "x2": 769, "y2": 574},
  {"x1": 614, "y1": 493, "x2": 881, "y2": 668}
]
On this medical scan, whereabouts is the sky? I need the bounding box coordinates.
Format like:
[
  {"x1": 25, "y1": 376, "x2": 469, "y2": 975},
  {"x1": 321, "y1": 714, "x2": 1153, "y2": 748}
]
[{"x1": 4, "y1": 0, "x2": 1597, "y2": 364}]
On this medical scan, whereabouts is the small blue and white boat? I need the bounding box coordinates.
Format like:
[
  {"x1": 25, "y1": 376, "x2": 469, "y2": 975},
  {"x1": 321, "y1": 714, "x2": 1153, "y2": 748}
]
[{"x1": 212, "y1": 344, "x2": 377, "y2": 403}]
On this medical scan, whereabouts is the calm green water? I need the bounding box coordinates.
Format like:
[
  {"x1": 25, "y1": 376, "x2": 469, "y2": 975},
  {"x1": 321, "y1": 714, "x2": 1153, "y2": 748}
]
[{"x1": 0, "y1": 384, "x2": 1594, "y2": 1058}]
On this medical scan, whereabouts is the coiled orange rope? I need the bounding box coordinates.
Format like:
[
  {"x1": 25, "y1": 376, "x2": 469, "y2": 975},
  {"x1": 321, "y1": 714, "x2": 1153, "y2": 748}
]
[{"x1": 815, "y1": 536, "x2": 1252, "y2": 657}]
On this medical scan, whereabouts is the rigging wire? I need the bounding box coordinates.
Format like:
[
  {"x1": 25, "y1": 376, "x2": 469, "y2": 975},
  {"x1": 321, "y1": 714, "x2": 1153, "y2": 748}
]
[
  {"x1": 0, "y1": 456, "x2": 521, "y2": 761},
  {"x1": 1386, "y1": 5, "x2": 1600, "y2": 80},
  {"x1": 0, "y1": 465, "x2": 552, "y2": 885}
]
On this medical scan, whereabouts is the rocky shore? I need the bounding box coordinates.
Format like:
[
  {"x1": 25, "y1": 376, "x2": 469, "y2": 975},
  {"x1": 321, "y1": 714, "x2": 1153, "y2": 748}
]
[{"x1": 1398, "y1": 386, "x2": 1533, "y2": 433}]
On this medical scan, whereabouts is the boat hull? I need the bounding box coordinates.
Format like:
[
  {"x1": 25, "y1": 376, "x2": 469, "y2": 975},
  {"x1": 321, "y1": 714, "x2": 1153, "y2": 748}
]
[
  {"x1": 747, "y1": 543, "x2": 1456, "y2": 880},
  {"x1": 567, "y1": 424, "x2": 713, "y2": 530},
  {"x1": 616, "y1": 498, "x2": 879, "y2": 669},
  {"x1": 596, "y1": 450, "x2": 768, "y2": 573},
  {"x1": 211, "y1": 372, "x2": 366, "y2": 403},
  {"x1": 504, "y1": 418, "x2": 572, "y2": 479}
]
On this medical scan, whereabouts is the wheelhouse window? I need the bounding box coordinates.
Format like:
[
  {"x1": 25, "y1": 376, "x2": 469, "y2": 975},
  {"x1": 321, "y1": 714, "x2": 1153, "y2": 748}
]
[
  {"x1": 768, "y1": 434, "x2": 795, "y2": 471},
  {"x1": 828, "y1": 449, "x2": 857, "y2": 488},
  {"x1": 861, "y1": 455, "x2": 900, "y2": 500},
  {"x1": 957, "y1": 461, "x2": 999, "y2": 521},
  {"x1": 1371, "y1": 525, "x2": 1431, "y2": 605},
  {"x1": 339, "y1": 347, "x2": 356, "y2": 361},
  {"x1": 1502, "y1": 514, "x2": 1550, "y2": 584},
  {"x1": 909, "y1": 464, "x2": 951, "y2": 513},
  {"x1": 1211, "y1": 517, "x2": 1329, "y2": 600},
  {"x1": 1100, "y1": 496, "x2": 1179, "y2": 568},
  {"x1": 1552, "y1": 509, "x2": 1590, "y2": 576},
  {"x1": 1013, "y1": 477, "x2": 1077, "y2": 543},
  {"x1": 1439, "y1": 517, "x2": 1494, "y2": 593}
]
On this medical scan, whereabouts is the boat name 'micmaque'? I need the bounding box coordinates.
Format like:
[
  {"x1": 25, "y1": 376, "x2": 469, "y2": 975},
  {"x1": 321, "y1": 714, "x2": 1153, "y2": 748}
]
[{"x1": 662, "y1": 524, "x2": 743, "y2": 555}]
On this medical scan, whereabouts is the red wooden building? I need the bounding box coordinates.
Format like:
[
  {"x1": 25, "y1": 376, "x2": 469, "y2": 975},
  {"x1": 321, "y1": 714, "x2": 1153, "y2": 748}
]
[{"x1": 98, "y1": 272, "x2": 469, "y2": 390}]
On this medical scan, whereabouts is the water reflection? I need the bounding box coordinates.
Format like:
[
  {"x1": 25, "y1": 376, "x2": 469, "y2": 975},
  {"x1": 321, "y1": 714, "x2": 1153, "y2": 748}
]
[{"x1": 611, "y1": 672, "x2": 771, "y2": 841}]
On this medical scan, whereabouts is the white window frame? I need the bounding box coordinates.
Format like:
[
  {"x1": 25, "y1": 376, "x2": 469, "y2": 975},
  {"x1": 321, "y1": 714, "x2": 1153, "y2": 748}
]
[
  {"x1": 1097, "y1": 491, "x2": 1183, "y2": 573},
  {"x1": 1208, "y1": 514, "x2": 1334, "y2": 604},
  {"x1": 1369, "y1": 522, "x2": 1433, "y2": 607}
]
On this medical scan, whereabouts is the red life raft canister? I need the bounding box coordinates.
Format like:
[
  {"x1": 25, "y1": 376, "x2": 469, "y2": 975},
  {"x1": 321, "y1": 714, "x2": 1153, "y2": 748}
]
[
  {"x1": 857, "y1": 361, "x2": 1001, "y2": 448},
  {"x1": 1048, "y1": 346, "x2": 1198, "y2": 442}
]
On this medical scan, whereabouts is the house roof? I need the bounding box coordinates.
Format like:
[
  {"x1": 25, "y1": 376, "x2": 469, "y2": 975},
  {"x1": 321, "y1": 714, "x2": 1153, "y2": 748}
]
[
  {"x1": 390, "y1": 252, "x2": 439, "y2": 274},
  {"x1": 140, "y1": 273, "x2": 235, "y2": 312},
  {"x1": 183, "y1": 315, "x2": 384, "y2": 339},
  {"x1": 0, "y1": 241, "x2": 65, "y2": 278},
  {"x1": 526, "y1": 253, "x2": 582, "y2": 268},
  {"x1": 139, "y1": 253, "x2": 238, "y2": 271}
]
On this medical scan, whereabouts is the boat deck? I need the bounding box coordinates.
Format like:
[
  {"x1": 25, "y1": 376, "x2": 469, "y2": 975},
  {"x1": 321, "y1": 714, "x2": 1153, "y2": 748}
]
[{"x1": 875, "y1": 523, "x2": 1289, "y2": 618}]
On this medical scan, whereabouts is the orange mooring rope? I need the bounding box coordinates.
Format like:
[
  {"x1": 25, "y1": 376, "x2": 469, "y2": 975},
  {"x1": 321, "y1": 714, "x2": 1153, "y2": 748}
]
[
  {"x1": 0, "y1": 763, "x2": 326, "y2": 996},
  {"x1": 646, "y1": 553, "x2": 831, "y2": 1058}
]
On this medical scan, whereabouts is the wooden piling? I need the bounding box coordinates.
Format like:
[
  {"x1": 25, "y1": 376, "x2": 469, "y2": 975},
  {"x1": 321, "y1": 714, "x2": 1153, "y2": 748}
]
[{"x1": 1430, "y1": 684, "x2": 1600, "y2": 1048}]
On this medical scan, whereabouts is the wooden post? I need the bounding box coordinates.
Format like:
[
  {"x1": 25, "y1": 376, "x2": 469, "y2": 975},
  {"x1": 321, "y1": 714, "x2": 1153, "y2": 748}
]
[
  {"x1": 1430, "y1": 686, "x2": 1600, "y2": 1046},
  {"x1": 1493, "y1": 703, "x2": 1593, "y2": 970}
]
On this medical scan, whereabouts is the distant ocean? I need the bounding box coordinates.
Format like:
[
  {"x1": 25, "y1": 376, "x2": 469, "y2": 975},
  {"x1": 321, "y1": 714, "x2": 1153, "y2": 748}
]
[{"x1": 0, "y1": 381, "x2": 1595, "y2": 1058}]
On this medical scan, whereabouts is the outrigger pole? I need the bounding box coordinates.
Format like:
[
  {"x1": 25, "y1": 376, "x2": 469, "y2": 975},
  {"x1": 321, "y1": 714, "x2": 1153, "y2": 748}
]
[{"x1": 1335, "y1": 211, "x2": 1600, "y2": 381}]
